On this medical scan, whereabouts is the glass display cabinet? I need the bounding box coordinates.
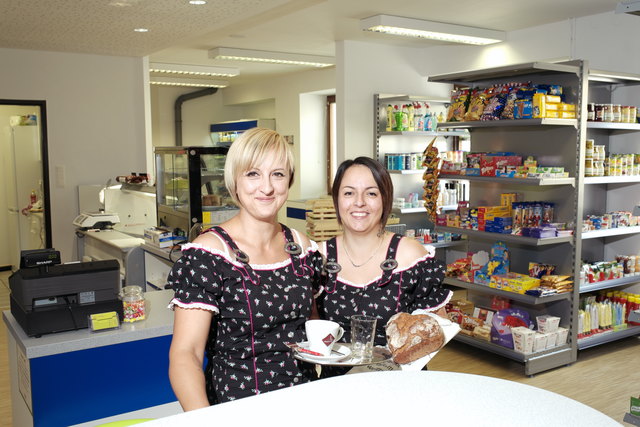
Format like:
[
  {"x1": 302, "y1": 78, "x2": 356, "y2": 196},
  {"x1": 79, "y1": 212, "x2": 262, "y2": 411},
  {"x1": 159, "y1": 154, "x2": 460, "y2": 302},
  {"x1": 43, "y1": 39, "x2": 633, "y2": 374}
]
[{"x1": 154, "y1": 146, "x2": 239, "y2": 237}]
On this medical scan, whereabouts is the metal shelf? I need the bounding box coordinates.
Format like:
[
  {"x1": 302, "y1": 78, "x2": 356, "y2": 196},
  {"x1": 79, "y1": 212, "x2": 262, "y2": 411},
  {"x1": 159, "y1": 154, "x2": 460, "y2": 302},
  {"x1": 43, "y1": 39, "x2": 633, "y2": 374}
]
[
  {"x1": 439, "y1": 174, "x2": 575, "y2": 186},
  {"x1": 579, "y1": 275, "x2": 640, "y2": 293},
  {"x1": 581, "y1": 226, "x2": 640, "y2": 239},
  {"x1": 379, "y1": 130, "x2": 468, "y2": 137},
  {"x1": 453, "y1": 333, "x2": 572, "y2": 364},
  {"x1": 584, "y1": 176, "x2": 640, "y2": 184},
  {"x1": 435, "y1": 226, "x2": 574, "y2": 246},
  {"x1": 586, "y1": 122, "x2": 640, "y2": 131},
  {"x1": 388, "y1": 169, "x2": 424, "y2": 175},
  {"x1": 377, "y1": 95, "x2": 450, "y2": 104},
  {"x1": 444, "y1": 277, "x2": 572, "y2": 304},
  {"x1": 428, "y1": 240, "x2": 467, "y2": 249},
  {"x1": 392, "y1": 207, "x2": 426, "y2": 214},
  {"x1": 428, "y1": 61, "x2": 581, "y2": 84},
  {"x1": 577, "y1": 325, "x2": 640, "y2": 350},
  {"x1": 437, "y1": 118, "x2": 577, "y2": 129}
]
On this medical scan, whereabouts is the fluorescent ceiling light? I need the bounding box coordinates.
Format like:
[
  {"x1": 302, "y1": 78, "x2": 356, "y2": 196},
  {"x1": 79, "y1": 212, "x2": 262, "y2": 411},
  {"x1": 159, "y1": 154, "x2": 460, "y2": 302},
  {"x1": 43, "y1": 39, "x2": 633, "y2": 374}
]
[
  {"x1": 360, "y1": 15, "x2": 505, "y2": 46},
  {"x1": 149, "y1": 62, "x2": 239, "y2": 77},
  {"x1": 209, "y1": 47, "x2": 334, "y2": 68},
  {"x1": 616, "y1": 0, "x2": 640, "y2": 15},
  {"x1": 150, "y1": 76, "x2": 228, "y2": 88}
]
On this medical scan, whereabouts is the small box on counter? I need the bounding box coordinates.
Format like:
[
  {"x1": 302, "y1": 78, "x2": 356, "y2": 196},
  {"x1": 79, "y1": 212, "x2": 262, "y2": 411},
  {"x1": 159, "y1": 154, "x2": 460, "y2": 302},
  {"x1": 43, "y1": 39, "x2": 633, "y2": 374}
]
[
  {"x1": 144, "y1": 227, "x2": 186, "y2": 248},
  {"x1": 480, "y1": 154, "x2": 523, "y2": 177}
]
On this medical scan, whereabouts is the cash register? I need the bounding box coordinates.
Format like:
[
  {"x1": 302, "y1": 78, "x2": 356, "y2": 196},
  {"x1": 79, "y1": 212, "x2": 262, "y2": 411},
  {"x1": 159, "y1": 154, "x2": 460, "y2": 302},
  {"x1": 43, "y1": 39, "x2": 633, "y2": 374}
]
[{"x1": 9, "y1": 249, "x2": 124, "y2": 337}]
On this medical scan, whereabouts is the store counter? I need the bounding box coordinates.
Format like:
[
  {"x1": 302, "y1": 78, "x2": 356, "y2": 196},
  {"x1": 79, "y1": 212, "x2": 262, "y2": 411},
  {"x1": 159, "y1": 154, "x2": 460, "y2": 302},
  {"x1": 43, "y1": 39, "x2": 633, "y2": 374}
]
[
  {"x1": 3, "y1": 290, "x2": 180, "y2": 427},
  {"x1": 140, "y1": 370, "x2": 618, "y2": 426}
]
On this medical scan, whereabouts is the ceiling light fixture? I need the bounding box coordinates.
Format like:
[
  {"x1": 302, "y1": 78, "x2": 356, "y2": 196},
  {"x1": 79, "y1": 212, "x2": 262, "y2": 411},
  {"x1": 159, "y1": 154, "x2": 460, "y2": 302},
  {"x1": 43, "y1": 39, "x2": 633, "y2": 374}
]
[
  {"x1": 189, "y1": 0, "x2": 207, "y2": 4},
  {"x1": 149, "y1": 62, "x2": 239, "y2": 77},
  {"x1": 150, "y1": 76, "x2": 228, "y2": 88},
  {"x1": 360, "y1": 15, "x2": 505, "y2": 46},
  {"x1": 209, "y1": 47, "x2": 334, "y2": 68},
  {"x1": 616, "y1": 0, "x2": 640, "y2": 15},
  {"x1": 134, "y1": 28, "x2": 149, "y2": 33}
]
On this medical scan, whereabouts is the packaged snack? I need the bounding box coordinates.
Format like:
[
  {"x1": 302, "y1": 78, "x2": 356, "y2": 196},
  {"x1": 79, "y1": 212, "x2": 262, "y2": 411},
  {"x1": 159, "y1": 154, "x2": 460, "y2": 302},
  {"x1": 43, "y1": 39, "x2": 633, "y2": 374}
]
[
  {"x1": 491, "y1": 308, "x2": 533, "y2": 349},
  {"x1": 481, "y1": 85, "x2": 510, "y2": 121},
  {"x1": 464, "y1": 88, "x2": 489, "y2": 121},
  {"x1": 528, "y1": 262, "x2": 556, "y2": 278},
  {"x1": 500, "y1": 83, "x2": 527, "y2": 120},
  {"x1": 447, "y1": 88, "x2": 470, "y2": 122}
]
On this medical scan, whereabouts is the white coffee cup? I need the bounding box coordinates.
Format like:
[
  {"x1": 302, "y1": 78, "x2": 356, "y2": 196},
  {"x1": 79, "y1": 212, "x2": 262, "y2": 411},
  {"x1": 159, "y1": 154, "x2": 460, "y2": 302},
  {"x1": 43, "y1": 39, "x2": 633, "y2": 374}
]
[{"x1": 305, "y1": 319, "x2": 344, "y2": 356}]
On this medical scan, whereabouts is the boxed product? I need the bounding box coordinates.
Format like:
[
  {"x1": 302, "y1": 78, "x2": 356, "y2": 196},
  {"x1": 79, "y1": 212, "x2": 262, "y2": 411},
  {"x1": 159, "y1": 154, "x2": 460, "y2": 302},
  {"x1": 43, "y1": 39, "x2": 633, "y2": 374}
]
[
  {"x1": 533, "y1": 332, "x2": 548, "y2": 352},
  {"x1": 480, "y1": 154, "x2": 523, "y2": 177},
  {"x1": 491, "y1": 308, "x2": 534, "y2": 349},
  {"x1": 511, "y1": 326, "x2": 536, "y2": 354},
  {"x1": 144, "y1": 227, "x2": 186, "y2": 248},
  {"x1": 536, "y1": 314, "x2": 561, "y2": 333},
  {"x1": 556, "y1": 327, "x2": 569, "y2": 345},
  {"x1": 473, "y1": 324, "x2": 491, "y2": 341},
  {"x1": 545, "y1": 331, "x2": 559, "y2": 349},
  {"x1": 473, "y1": 307, "x2": 495, "y2": 324}
]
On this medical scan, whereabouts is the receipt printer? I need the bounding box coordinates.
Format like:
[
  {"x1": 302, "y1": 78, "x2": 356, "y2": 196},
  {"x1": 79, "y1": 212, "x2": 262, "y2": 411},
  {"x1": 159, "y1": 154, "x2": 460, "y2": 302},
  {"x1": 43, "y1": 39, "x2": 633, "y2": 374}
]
[{"x1": 9, "y1": 259, "x2": 123, "y2": 337}]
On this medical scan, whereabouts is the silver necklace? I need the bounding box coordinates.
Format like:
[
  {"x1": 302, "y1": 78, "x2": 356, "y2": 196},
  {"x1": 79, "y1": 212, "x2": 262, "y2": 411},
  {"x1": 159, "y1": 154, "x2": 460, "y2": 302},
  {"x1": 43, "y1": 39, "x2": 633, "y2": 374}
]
[{"x1": 342, "y1": 234, "x2": 384, "y2": 268}]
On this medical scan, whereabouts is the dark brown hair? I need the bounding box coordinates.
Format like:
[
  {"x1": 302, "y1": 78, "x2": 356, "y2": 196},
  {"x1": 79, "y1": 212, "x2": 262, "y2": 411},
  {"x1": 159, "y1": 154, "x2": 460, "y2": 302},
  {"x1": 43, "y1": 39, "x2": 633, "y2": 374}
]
[{"x1": 331, "y1": 156, "x2": 393, "y2": 228}]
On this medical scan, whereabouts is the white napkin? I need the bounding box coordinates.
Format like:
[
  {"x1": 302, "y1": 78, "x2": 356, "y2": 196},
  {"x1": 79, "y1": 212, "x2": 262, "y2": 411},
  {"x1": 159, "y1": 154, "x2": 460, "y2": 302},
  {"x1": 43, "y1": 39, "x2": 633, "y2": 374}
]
[{"x1": 347, "y1": 310, "x2": 460, "y2": 374}]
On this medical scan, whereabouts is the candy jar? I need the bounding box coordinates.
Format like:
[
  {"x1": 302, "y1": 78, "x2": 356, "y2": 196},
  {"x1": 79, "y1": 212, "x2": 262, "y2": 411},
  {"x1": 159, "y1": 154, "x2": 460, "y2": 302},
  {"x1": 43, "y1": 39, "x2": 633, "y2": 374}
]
[{"x1": 119, "y1": 285, "x2": 146, "y2": 322}]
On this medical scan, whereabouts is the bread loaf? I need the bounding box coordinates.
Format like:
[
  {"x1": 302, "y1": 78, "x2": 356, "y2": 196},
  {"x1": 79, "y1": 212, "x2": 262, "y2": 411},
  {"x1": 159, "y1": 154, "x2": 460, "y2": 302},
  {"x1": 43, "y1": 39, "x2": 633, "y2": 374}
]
[{"x1": 385, "y1": 312, "x2": 445, "y2": 364}]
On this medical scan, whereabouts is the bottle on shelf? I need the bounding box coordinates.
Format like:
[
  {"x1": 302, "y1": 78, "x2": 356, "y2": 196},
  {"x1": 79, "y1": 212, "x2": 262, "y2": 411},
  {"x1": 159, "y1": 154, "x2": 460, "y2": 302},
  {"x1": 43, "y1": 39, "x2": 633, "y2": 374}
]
[
  {"x1": 423, "y1": 104, "x2": 432, "y2": 131},
  {"x1": 386, "y1": 104, "x2": 394, "y2": 131},
  {"x1": 407, "y1": 104, "x2": 415, "y2": 131}
]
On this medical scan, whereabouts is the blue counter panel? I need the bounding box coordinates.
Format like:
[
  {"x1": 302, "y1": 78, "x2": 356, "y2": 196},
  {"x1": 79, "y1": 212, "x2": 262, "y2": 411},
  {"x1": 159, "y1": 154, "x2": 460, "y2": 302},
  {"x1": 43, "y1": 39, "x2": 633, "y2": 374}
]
[{"x1": 30, "y1": 335, "x2": 175, "y2": 427}]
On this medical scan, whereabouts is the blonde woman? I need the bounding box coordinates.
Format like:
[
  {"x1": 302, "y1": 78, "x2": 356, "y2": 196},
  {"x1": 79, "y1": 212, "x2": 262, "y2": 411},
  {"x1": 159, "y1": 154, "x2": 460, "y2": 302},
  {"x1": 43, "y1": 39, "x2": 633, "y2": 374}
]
[{"x1": 168, "y1": 128, "x2": 321, "y2": 410}]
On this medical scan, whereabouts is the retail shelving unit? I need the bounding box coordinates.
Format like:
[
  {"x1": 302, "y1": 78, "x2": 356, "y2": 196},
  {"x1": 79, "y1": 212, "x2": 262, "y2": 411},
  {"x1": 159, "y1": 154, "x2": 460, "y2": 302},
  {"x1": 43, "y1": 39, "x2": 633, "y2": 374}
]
[
  {"x1": 577, "y1": 69, "x2": 640, "y2": 350},
  {"x1": 427, "y1": 61, "x2": 589, "y2": 375}
]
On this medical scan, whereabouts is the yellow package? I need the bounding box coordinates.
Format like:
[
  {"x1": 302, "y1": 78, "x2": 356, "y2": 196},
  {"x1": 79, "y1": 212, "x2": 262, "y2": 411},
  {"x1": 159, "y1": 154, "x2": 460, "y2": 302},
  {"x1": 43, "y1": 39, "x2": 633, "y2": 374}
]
[
  {"x1": 558, "y1": 111, "x2": 576, "y2": 119},
  {"x1": 545, "y1": 111, "x2": 560, "y2": 118},
  {"x1": 545, "y1": 102, "x2": 559, "y2": 111},
  {"x1": 559, "y1": 103, "x2": 576, "y2": 111},
  {"x1": 545, "y1": 95, "x2": 562, "y2": 103},
  {"x1": 533, "y1": 93, "x2": 546, "y2": 119}
]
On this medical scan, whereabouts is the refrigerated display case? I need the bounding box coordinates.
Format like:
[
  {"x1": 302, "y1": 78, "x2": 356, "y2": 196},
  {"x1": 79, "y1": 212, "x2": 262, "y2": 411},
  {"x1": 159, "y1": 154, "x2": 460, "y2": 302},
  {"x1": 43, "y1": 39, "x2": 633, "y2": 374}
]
[
  {"x1": 210, "y1": 118, "x2": 275, "y2": 147},
  {"x1": 154, "y1": 146, "x2": 239, "y2": 237}
]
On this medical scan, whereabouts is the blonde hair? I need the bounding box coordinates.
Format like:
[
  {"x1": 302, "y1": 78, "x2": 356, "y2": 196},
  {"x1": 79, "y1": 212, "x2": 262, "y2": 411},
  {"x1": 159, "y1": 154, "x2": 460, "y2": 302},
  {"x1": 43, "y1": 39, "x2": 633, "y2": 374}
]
[{"x1": 224, "y1": 127, "x2": 295, "y2": 207}]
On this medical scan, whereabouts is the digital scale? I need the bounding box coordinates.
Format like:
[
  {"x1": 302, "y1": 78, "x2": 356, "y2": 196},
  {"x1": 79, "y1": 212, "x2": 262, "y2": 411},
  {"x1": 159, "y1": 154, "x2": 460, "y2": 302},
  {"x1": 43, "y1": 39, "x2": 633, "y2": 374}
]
[{"x1": 73, "y1": 211, "x2": 121, "y2": 230}]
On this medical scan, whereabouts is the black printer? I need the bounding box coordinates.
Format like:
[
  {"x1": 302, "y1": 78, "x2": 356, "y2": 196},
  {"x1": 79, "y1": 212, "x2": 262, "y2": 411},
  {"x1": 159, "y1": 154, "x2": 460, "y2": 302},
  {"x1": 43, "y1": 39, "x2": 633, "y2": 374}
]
[{"x1": 10, "y1": 251, "x2": 124, "y2": 337}]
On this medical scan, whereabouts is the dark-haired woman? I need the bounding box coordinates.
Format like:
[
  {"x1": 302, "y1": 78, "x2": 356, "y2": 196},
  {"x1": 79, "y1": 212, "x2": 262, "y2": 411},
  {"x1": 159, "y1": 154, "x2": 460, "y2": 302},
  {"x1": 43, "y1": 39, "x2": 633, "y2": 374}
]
[{"x1": 316, "y1": 156, "x2": 451, "y2": 352}]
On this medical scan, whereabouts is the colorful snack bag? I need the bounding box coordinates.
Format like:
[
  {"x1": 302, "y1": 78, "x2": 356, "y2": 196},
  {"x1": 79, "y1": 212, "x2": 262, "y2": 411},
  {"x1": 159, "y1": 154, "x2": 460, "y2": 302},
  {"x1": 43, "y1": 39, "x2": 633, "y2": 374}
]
[
  {"x1": 464, "y1": 88, "x2": 490, "y2": 121},
  {"x1": 447, "y1": 88, "x2": 470, "y2": 122}
]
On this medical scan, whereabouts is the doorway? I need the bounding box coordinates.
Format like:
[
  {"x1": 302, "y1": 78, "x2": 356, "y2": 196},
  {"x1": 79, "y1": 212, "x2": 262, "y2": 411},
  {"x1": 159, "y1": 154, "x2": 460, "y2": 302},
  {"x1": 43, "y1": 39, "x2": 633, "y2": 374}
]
[{"x1": 0, "y1": 100, "x2": 52, "y2": 270}]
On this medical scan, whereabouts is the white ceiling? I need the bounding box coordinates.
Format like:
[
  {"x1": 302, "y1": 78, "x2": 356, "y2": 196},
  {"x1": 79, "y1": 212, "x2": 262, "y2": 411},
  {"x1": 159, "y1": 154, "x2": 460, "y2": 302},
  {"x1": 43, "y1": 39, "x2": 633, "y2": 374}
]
[{"x1": 0, "y1": 0, "x2": 624, "y2": 85}]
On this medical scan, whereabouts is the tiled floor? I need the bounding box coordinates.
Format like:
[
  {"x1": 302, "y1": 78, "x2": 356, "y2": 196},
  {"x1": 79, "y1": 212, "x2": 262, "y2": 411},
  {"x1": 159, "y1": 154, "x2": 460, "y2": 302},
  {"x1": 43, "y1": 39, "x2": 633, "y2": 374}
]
[{"x1": 0, "y1": 269, "x2": 638, "y2": 425}]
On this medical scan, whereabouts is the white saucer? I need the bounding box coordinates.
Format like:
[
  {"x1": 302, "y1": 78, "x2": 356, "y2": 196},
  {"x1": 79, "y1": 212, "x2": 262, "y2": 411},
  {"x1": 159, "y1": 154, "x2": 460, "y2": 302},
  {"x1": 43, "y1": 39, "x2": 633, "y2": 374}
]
[{"x1": 292, "y1": 342, "x2": 351, "y2": 364}]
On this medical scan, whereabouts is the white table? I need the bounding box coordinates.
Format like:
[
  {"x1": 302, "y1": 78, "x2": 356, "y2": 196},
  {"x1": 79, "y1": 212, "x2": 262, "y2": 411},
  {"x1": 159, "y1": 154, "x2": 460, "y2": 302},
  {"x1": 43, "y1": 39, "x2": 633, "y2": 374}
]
[{"x1": 140, "y1": 370, "x2": 619, "y2": 426}]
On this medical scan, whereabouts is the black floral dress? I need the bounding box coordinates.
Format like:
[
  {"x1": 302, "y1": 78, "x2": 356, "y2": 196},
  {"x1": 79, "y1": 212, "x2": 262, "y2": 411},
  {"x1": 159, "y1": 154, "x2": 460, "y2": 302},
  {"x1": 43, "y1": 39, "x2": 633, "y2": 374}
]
[
  {"x1": 168, "y1": 224, "x2": 322, "y2": 404},
  {"x1": 316, "y1": 234, "x2": 451, "y2": 346}
]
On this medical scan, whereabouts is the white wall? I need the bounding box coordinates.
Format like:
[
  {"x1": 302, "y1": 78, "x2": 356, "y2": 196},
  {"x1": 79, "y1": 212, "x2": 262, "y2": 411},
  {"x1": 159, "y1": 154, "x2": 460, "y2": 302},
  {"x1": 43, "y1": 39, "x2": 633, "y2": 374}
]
[
  {"x1": 335, "y1": 40, "x2": 451, "y2": 163},
  {"x1": 150, "y1": 85, "x2": 250, "y2": 148},
  {"x1": 222, "y1": 68, "x2": 335, "y2": 200},
  {"x1": 0, "y1": 48, "x2": 148, "y2": 262}
]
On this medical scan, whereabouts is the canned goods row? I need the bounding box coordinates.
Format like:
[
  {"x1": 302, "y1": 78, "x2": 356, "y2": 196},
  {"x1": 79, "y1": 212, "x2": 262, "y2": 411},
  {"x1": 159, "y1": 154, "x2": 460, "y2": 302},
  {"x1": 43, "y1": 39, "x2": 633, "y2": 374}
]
[{"x1": 385, "y1": 152, "x2": 424, "y2": 171}]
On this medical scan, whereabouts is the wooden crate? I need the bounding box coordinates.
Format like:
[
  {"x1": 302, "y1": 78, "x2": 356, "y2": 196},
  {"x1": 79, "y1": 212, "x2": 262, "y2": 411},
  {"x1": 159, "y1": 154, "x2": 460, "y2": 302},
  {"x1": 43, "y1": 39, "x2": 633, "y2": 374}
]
[{"x1": 305, "y1": 198, "x2": 341, "y2": 241}]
